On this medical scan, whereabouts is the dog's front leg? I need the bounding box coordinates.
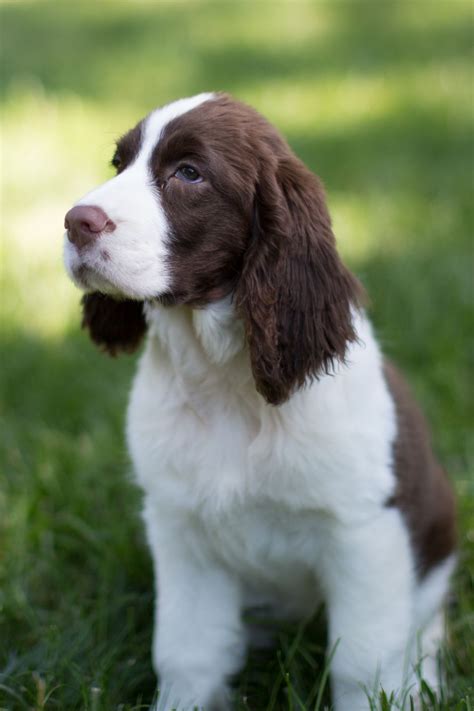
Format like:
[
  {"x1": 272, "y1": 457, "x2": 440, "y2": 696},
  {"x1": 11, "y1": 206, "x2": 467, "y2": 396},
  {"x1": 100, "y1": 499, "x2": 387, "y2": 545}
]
[
  {"x1": 143, "y1": 498, "x2": 244, "y2": 711},
  {"x1": 322, "y1": 509, "x2": 414, "y2": 711}
]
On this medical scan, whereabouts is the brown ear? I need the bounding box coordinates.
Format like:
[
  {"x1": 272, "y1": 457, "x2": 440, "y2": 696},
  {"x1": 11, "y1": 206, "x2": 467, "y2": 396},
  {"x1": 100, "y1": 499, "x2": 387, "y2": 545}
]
[
  {"x1": 236, "y1": 154, "x2": 363, "y2": 406},
  {"x1": 81, "y1": 293, "x2": 147, "y2": 355}
]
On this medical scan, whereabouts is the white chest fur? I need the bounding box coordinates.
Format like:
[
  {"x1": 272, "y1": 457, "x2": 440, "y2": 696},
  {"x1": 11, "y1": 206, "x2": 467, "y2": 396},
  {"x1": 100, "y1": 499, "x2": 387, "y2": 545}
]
[{"x1": 126, "y1": 302, "x2": 397, "y2": 577}]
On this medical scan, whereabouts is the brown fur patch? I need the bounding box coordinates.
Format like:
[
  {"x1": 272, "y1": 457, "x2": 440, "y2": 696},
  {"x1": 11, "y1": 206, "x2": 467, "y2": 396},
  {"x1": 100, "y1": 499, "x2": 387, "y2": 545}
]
[
  {"x1": 112, "y1": 121, "x2": 143, "y2": 173},
  {"x1": 148, "y1": 96, "x2": 258, "y2": 306},
  {"x1": 235, "y1": 135, "x2": 364, "y2": 405},
  {"x1": 81, "y1": 293, "x2": 147, "y2": 355},
  {"x1": 384, "y1": 361, "x2": 457, "y2": 578}
]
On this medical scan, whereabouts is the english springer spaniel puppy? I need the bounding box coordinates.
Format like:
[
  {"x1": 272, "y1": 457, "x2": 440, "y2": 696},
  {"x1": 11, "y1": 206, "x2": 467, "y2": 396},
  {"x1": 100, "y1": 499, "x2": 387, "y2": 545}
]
[{"x1": 64, "y1": 93, "x2": 456, "y2": 711}]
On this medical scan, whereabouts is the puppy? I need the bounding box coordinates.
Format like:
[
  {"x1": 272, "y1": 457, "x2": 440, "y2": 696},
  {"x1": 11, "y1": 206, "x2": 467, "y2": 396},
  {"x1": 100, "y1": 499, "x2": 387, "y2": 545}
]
[{"x1": 64, "y1": 93, "x2": 456, "y2": 710}]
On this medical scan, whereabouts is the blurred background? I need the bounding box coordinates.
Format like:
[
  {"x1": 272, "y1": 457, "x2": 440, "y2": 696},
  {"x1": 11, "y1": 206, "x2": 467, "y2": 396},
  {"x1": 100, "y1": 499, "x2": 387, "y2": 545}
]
[{"x1": 1, "y1": 1, "x2": 473, "y2": 709}]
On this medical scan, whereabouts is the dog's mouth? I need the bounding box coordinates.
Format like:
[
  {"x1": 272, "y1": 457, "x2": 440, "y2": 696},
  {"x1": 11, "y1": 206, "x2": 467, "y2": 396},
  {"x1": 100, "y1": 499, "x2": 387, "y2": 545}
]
[{"x1": 64, "y1": 235, "x2": 125, "y2": 297}]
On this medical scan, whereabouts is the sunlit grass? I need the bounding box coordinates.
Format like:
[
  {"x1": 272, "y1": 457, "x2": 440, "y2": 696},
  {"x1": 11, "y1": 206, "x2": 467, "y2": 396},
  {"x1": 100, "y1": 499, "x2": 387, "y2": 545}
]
[{"x1": 1, "y1": 90, "x2": 137, "y2": 336}]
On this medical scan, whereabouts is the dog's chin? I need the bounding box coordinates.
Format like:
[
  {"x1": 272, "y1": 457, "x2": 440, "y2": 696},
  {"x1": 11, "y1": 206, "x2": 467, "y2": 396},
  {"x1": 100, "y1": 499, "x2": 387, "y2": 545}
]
[
  {"x1": 65, "y1": 245, "x2": 186, "y2": 306},
  {"x1": 69, "y1": 263, "x2": 178, "y2": 306},
  {"x1": 69, "y1": 264, "x2": 124, "y2": 298}
]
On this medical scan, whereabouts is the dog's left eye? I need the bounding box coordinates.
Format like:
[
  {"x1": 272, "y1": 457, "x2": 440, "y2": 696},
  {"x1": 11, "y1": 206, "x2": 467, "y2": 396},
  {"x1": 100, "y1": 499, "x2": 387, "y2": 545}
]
[
  {"x1": 111, "y1": 153, "x2": 122, "y2": 172},
  {"x1": 175, "y1": 165, "x2": 202, "y2": 183}
]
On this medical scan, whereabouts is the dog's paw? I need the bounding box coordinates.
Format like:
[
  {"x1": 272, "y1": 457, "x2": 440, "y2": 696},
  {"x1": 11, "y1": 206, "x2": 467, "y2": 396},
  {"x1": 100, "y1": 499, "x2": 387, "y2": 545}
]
[{"x1": 150, "y1": 680, "x2": 231, "y2": 711}]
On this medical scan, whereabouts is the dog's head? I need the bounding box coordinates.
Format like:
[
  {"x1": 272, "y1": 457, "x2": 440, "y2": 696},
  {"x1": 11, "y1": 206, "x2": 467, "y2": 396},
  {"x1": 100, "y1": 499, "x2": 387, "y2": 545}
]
[{"x1": 64, "y1": 93, "x2": 362, "y2": 405}]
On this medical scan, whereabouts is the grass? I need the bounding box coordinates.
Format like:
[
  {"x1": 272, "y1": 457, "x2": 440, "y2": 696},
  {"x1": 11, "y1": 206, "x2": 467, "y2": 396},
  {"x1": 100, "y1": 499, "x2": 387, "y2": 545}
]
[{"x1": 0, "y1": 1, "x2": 473, "y2": 709}]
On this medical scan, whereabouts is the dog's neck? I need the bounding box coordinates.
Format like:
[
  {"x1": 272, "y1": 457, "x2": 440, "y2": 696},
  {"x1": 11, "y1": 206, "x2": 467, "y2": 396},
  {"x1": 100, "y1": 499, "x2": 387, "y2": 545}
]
[
  {"x1": 144, "y1": 296, "x2": 250, "y2": 390},
  {"x1": 143, "y1": 297, "x2": 367, "y2": 414}
]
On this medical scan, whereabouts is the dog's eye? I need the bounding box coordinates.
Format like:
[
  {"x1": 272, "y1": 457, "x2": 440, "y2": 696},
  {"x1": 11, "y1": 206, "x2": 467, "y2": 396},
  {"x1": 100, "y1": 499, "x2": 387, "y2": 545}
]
[
  {"x1": 175, "y1": 165, "x2": 202, "y2": 183},
  {"x1": 111, "y1": 153, "x2": 122, "y2": 172}
]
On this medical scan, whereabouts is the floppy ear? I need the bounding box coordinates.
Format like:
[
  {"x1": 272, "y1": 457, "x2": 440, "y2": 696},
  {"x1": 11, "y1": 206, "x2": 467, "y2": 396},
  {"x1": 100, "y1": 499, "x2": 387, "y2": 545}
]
[
  {"x1": 81, "y1": 293, "x2": 147, "y2": 355},
  {"x1": 235, "y1": 155, "x2": 363, "y2": 406}
]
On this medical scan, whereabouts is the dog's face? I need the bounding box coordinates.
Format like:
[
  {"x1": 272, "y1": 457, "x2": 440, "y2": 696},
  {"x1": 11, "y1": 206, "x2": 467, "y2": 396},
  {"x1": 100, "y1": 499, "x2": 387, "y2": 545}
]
[
  {"x1": 64, "y1": 93, "x2": 258, "y2": 304},
  {"x1": 64, "y1": 93, "x2": 362, "y2": 404}
]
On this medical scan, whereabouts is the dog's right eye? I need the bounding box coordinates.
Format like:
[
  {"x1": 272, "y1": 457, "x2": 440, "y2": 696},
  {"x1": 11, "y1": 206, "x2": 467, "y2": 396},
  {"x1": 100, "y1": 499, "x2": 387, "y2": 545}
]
[
  {"x1": 175, "y1": 165, "x2": 202, "y2": 183},
  {"x1": 111, "y1": 153, "x2": 122, "y2": 172}
]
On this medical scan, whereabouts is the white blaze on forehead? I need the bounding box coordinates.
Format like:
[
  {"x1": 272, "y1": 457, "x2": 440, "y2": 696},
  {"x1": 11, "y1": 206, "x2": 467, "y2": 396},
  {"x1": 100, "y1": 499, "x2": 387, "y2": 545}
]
[{"x1": 136, "y1": 92, "x2": 215, "y2": 165}]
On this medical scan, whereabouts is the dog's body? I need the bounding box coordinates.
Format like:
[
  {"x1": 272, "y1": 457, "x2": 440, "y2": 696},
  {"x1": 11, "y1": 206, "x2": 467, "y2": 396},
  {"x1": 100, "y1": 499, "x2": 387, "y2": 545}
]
[{"x1": 64, "y1": 93, "x2": 456, "y2": 710}]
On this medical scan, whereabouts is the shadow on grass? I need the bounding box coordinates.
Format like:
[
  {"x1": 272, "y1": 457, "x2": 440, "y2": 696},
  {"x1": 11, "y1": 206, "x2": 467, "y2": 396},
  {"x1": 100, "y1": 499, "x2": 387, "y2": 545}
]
[{"x1": 1, "y1": 2, "x2": 472, "y2": 104}]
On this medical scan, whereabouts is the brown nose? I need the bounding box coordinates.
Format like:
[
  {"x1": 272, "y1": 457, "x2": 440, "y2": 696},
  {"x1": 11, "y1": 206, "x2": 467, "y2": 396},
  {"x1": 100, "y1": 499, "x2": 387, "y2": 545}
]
[{"x1": 65, "y1": 205, "x2": 115, "y2": 249}]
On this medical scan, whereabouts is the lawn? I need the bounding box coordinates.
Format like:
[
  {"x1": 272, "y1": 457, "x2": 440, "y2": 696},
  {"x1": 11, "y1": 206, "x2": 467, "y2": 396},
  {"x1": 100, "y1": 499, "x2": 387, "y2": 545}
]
[{"x1": 0, "y1": 1, "x2": 473, "y2": 709}]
